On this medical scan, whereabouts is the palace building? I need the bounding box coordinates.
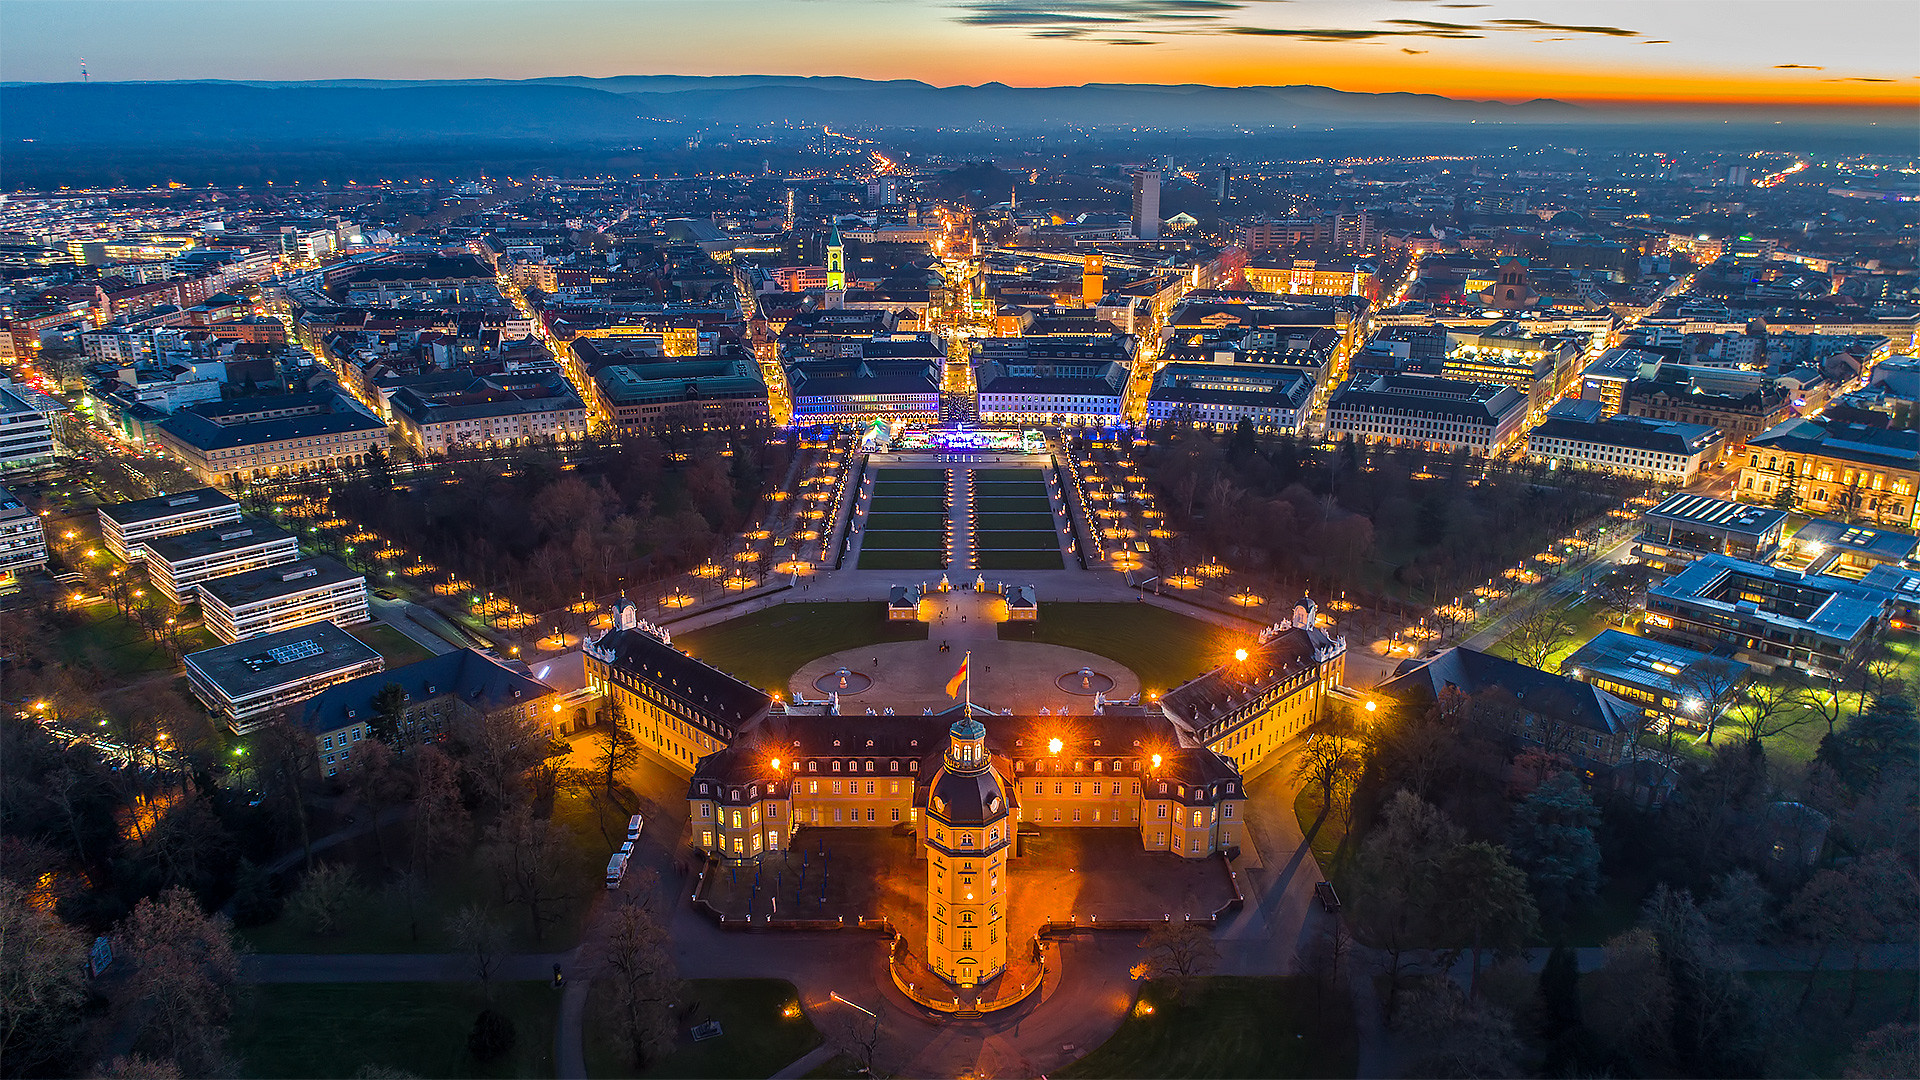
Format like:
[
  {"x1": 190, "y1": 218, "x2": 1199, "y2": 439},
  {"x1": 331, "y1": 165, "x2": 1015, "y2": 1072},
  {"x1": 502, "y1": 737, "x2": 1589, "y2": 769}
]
[{"x1": 582, "y1": 598, "x2": 1345, "y2": 987}]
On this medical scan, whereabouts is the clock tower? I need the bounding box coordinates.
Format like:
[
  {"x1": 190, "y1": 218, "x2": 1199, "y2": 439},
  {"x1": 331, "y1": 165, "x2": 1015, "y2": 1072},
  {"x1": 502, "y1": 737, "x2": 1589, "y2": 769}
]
[{"x1": 922, "y1": 716, "x2": 1013, "y2": 989}]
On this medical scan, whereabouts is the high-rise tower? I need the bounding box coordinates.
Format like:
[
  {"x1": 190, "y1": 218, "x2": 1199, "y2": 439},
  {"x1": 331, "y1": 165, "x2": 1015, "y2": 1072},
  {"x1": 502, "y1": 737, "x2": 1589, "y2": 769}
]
[
  {"x1": 1082, "y1": 251, "x2": 1105, "y2": 305},
  {"x1": 923, "y1": 716, "x2": 1013, "y2": 989},
  {"x1": 1132, "y1": 171, "x2": 1161, "y2": 240}
]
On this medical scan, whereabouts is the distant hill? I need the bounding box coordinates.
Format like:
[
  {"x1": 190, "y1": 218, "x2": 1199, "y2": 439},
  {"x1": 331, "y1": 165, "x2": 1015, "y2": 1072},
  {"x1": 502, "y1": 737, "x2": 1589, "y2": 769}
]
[{"x1": 0, "y1": 76, "x2": 1586, "y2": 146}]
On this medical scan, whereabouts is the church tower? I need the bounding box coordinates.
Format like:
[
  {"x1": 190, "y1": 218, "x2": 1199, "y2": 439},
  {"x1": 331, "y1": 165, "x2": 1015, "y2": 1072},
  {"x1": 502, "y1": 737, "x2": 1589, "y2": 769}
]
[
  {"x1": 1082, "y1": 251, "x2": 1105, "y2": 305},
  {"x1": 825, "y1": 222, "x2": 846, "y2": 292},
  {"x1": 923, "y1": 716, "x2": 1013, "y2": 989}
]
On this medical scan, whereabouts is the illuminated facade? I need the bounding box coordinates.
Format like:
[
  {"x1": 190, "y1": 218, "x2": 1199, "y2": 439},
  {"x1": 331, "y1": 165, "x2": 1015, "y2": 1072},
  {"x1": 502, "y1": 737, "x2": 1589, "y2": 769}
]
[{"x1": 922, "y1": 717, "x2": 1013, "y2": 988}]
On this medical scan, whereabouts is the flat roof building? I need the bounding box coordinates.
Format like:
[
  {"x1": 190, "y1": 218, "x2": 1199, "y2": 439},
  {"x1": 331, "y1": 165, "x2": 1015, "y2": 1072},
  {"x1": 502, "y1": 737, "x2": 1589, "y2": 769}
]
[
  {"x1": 1636, "y1": 492, "x2": 1788, "y2": 575},
  {"x1": 97, "y1": 487, "x2": 240, "y2": 562},
  {"x1": 199, "y1": 554, "x2": 369, "y2": 644},
  {"x1": 1562, "y1": 628, "x2": 1741, "y2": 732},
  {"x1": 1645, "y1": 554, "x2": 1891, "y2": 677},
  {"x1": 140, "y1": 517, "x2": 301, "y2": 603},
  {"x1": 184, "y1": 621, "x2": 384, "y2": 733},
  {"x1": 0, "y1": 484, "x2": 47, "y2": 582},
  {"x1": 0, "y1": 383, "x2": 57, "y2": 473},
  {"x1": 1782, "y1": 518, "x2": 1918, "y2": 577}
]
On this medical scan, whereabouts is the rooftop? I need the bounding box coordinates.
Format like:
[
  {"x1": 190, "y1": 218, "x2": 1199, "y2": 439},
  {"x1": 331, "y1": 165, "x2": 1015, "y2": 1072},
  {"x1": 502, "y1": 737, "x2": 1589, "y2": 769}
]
[
  {"x1": 199, "y1": 554, "x2": 364, "y2": 608},
  {"x1": 299, "y1": 648, "x2": 553, "y2": 735},
  {"x1": 184, "y1": 621, "x2": 382, "y2": 696},
  {"x1": 97, "y1": 487, "x2": 237, "y2": 528}
]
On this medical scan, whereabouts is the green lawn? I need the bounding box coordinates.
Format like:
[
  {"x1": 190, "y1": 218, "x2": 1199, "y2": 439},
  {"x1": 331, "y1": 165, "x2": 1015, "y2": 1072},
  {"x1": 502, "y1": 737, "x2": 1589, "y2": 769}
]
[
  {"x1": 863, "y1": 512, "x2": 948, "y2": 531},
  {"x1": 584, "y1": 978, "x2": 821, "y2": 1080},
  {"x1": 998, "y1": 603, "x2": 1225, "y2": 696},
  {"x1": 1485, "y1": 597, "x2": 1613, "y2": 673},
  {"x1": 975, "y1": 512, "x2": 1057, "y2": 531},
  {"x1": 977, "y1": 550, "x2": 1066, "y2": 570},
  {"x1": 677, "y1": 603, "x2": 927, "y2": 692},
  {"x1": 242, "y1": 786, "x2": 628, "y2": 955},
  {"x1": 857, "y1": 550, "x2": 948, "y2": 571},
  {"x1": 857, "y1": 529, "x2": 946, "y2": 551},
  {"x1": 1057, "y1": 976, "x2": 1357, "y2": 1079},
  {"x1": 349, "y1": 622, "x2": 437, "y2": 668},
  {"x1": 877, "y1": 468, "x2": 945, "y2": 482},
  {"x1": 53, "y1": 600, "x2": 186, "y2": 677},
  {"x1": 975, "y1": 468, "x2": 1044, "y2": 481},
  {"x1": 976, "y1": 530, "x2": 1060, "y2": 551},
  {"x1": 233, "y1": 981, "x2": 557, "y2": 1078},
  {"x1": 870, "y1": 482, "x2": 946, "y2": 498},
  {"x1": 1744, "y1": 970, "x2": 1920, "y2": 1079},
  {"x1": 977, "y1": 496, "x2": 1054, "y2": 514},
  {"x1": 864, "y1": 496, "x2": 945, "y2": 514}
]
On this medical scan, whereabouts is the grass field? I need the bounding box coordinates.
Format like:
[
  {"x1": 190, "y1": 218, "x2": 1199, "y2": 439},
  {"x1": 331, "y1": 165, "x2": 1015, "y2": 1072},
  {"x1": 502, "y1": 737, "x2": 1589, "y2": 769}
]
[
  {"x1": 870, "y1": 482, "x2": 946, "y2": 498},
  {"x1": 977, "y1": 550, "x2": 1066, "y2": 570},
  {"x1": 856, "y1": 550, "x2": 946, "y2": 570},
  {"x1": 53, "y1": 600, "x2": 215, "y2": 677},
  {"x1": 878, "y1": 468, "x2": 945, "y2": 482},
  {"x1": 975, "y1": 512, "x2": 1057, "y2": 531},
  {"x1": 857, "y1": 529, "x2": 946, "y2": 550},
  {"x1": 976, "y1": 530, "x2": 1060, "y2": 551},
  {"x1": 233, "y1": 981, "x2": 557, "y2": 1078},
  {"x1": 977, "y1": 496, "x2": 1054, "y2": 514},
  {"x1": 1484, "y1": 596, "x2": 1612, "y2": 674},
  {"x1": 584, "y1": 978, "x2": 821, "y2": 1079},
  {"x1": 864, "y1": 495, "x2": 945, "y2": 514},
  {"x1": 998, "y1": 602, "x2": 1226, "y2": 695},
  {"x1": 677, "y1": 603, "x2": 927, "y2": 691},
  {"x1": 241, "y1": 786, "x2": 628, "y2": 955},
  {"x1": 863, "y1": 512, "x2": 948, "y2": 531},
  {"x1": 1057, "y1": 976, "x2": 1357, "y2": 1079},
  {"x1": 349, "y1": 622, "x2": 437, "y2": 667},
  {"x1": 976, "y1": 468, "x2": 1044, "y2": 481}
]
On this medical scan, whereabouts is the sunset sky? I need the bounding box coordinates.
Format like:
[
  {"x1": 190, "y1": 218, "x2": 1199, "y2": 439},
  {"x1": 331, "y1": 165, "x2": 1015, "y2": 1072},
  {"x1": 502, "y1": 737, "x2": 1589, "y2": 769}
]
[{"x1": 2, "y1": 0, "x2": 1914, "y2": 107}]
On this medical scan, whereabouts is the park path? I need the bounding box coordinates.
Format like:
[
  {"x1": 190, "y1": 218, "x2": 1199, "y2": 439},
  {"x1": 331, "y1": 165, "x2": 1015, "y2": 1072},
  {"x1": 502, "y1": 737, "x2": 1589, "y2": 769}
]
[{"x1": 949, "y1": 466, "x2": 973, "y2": 573}]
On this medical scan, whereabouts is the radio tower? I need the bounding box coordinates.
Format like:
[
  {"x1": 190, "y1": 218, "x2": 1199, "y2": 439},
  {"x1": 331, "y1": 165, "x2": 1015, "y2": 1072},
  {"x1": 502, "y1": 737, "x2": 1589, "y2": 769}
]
[{"x1": 80, "y1": 57, "x2": 88, "y2": 82}]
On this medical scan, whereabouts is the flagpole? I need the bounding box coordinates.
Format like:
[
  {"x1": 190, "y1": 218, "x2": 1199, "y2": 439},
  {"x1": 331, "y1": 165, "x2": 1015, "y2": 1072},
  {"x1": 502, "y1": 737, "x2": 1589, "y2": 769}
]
[{"x1": 964, "y1": 650, "x2": 972, "y2": 715}]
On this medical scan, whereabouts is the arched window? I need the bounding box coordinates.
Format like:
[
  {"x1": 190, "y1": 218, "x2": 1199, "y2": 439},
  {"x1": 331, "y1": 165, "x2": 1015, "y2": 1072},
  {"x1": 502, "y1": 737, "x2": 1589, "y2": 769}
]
[
  {"x1": 808, "y1": 761, "x2": 817, "y2": 772},
  {"x1": 832, "y1": 760, "x2": 841, "y2": 772},
  {"x1": 890, "y1": 760, "x2": 900, "y2": 772},
  {"x1": 865, "y1": 760, "x2": 874, "y2": 772},
  {"x1": 961, "y1": 911, "x2": 975, "y2": 924}
]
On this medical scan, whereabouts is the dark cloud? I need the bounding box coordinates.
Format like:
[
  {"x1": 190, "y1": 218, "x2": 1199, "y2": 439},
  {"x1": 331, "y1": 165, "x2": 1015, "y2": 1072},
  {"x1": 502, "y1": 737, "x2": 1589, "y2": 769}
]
[
  {"x1": 953, "y1": 0, "x2": 1246, "y2": 30},
  {"x1": 1401, "y1": 48, "x2": 1428, "y2": 54},
  {"x1": 1643, "y1": 40, "x2": 1670, "y2": 44},
  {"x1": 1773, "y1": 63, "x2": 1824, "y2": 69},
  {"x1": 1484, "y1": 18, "x2": 1638, "y2": 37},
  {"x1": 1229, "y1": 25, "x2": 1482, "y2": 41},
  {"x1": 1823, "y1": 76, "x2": 1894, "y2": 82}
]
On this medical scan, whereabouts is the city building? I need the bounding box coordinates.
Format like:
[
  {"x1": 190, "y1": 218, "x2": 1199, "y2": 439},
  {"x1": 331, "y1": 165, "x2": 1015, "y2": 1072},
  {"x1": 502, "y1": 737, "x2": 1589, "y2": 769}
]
[
  {"x1": 975, "y1": 364, "x2": 1126, "y2": 427},
  {"x1": 140, "y1": 517, "x2": 301, "y2": 603},
  {"x1": 198, "y1": 554, "x2": 369, "y2": 644},
  {"x1": 1780, "y1": 518, "x2": 1919, "y2": 577},
  {"x1": 592, "y1": 356, "x2": 771, "y2": 435},
  {"x1": 1741, "y1": 419, "x2": 1920, "y2": 527},
  {"x1": 0, "y1": 485, "x2": 48, "y2": 585},
  {"x1": 1326, "y1": 373, "x2": 1530, "y2": 455},
  {"x1": 1562, "y1": 629, "x2": 1743, "y2": 733},
  {"x1": 1526, "y1": 406, "x2": 1722, "y2": 484},
  {"x1": 386, "y1": 371, "x2": 588, "y2": 456},
  {"x1": 1644, "y1": 555, "x2": 1891, "y2": 677},
  {"x1": 1377, "y1": 646, "x2": 1644, "y2": 777},
  {"x1": 0, "y1": 382, "x2": 57, "y2": 472},
  {"x1": 299, "y1": 648, "x2": 560, "y2": 778},
  {"x1": 1635, "y1": 492, "x2": 1788, "y2": 575},
  {"x1": 97, "y1": 487, "x2": 241, "y2": 562},
  {"x1": 787, "y1": 361, "x2": 941, "y2": 426},
  {"x1": 154, "y1": 391, "x2": 389, "y2": 488},
  {"x1": 184, "y1": 621, "x2": 384, "y2": 733},
  {"x1": 1144, "y1": 364, "x2": 1315, "y2": 434},
  {"x1": 1131, "y1": 172, "x2": 1161, "y2": 240}
]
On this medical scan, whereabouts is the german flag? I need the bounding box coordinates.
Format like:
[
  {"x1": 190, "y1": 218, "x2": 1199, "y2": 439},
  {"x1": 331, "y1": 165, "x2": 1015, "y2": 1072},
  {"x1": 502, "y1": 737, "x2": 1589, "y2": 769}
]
[{"x1": 945, "y1": 654, "x2": 969, "y2": 699}]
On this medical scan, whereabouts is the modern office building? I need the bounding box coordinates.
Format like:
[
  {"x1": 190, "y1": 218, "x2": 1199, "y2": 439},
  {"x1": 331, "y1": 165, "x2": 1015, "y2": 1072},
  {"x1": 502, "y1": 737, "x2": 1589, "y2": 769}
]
[
  {"x1": 97, "y1": 487, "x2": 241, "y2": 562},
  {"x1": 184, "y1": 621, "x2": 384, "y2": 733},
  {"x1": 0, "y1": 382, "x2": 57, "y2": 472},
  {"x1": 198, "y1": 555, "x2": 370, "y2": 644},
  {"x1": 1132, "y1": 171, "x2": 1161, "y2": 240},
  {"x1": 1644, "y1": 555, "x2": 1891, "y2": 677},
  {"x1": 0, "y1": 485, "x2": 48, "y2": 585},
  {"x1": 1562, "y1": 629, "x2": 1742, "y2": 733},
  {"x1": 140, "y1": 517, "x2": 301, "y2": 603},
  {"x1": 1634, "y1": 492, "x2": 1788, "y2": 575}
]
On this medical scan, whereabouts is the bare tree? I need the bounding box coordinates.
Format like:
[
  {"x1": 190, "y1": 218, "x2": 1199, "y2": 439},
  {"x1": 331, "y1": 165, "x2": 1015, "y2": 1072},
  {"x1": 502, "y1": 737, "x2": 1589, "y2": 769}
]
[
  {"x1": 1676, "y1": 657, "x2": 1747, "y2": 750},
  {"x1": 594, "y1": 718, "x2": 641, "y2": 795},
  {"x1": 1734, "y1": 680, "x2": 1820, "y2": 750},
  {"x1": 445, "y1": 903, "x2": 508, "y2": 1001},
  {"x1": 482, "y1": 805, "x2": 576, "y2": 943},
  {"x1": 1134, "y1": 922, "x2": 1219, "y2": 1002},
  {"x1": 406, "y1": 745, "x2": 469, "y2": 875},
  {"x1": 1503, "y1": 595, "x2": 1575, "y2": 671},
  {"x1": 597, "y1": 897, "x2": 683, "y2": 1069},
  {"x1": 112, "y1": 887, "x2": 243, "y2": 1078},
  {"x1": 346, "y1": 738, "x2": 409, "y2": 868},
  {"x1": 1, "y1": 881, "x2": 90, "y2": 1076},
  {"x1": 288, "y1": 863, "x2": 365, "y2": 937}
]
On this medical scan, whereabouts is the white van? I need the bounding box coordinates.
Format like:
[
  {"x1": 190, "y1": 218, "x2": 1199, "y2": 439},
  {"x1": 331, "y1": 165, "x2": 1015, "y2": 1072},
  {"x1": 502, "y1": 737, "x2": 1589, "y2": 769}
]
[
  {"x1": 626, "y1": 814, "x2": 644, "y2": 843},
  {"x1": 605, "y1": 852, "x2": 628, "y2": 890}
]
